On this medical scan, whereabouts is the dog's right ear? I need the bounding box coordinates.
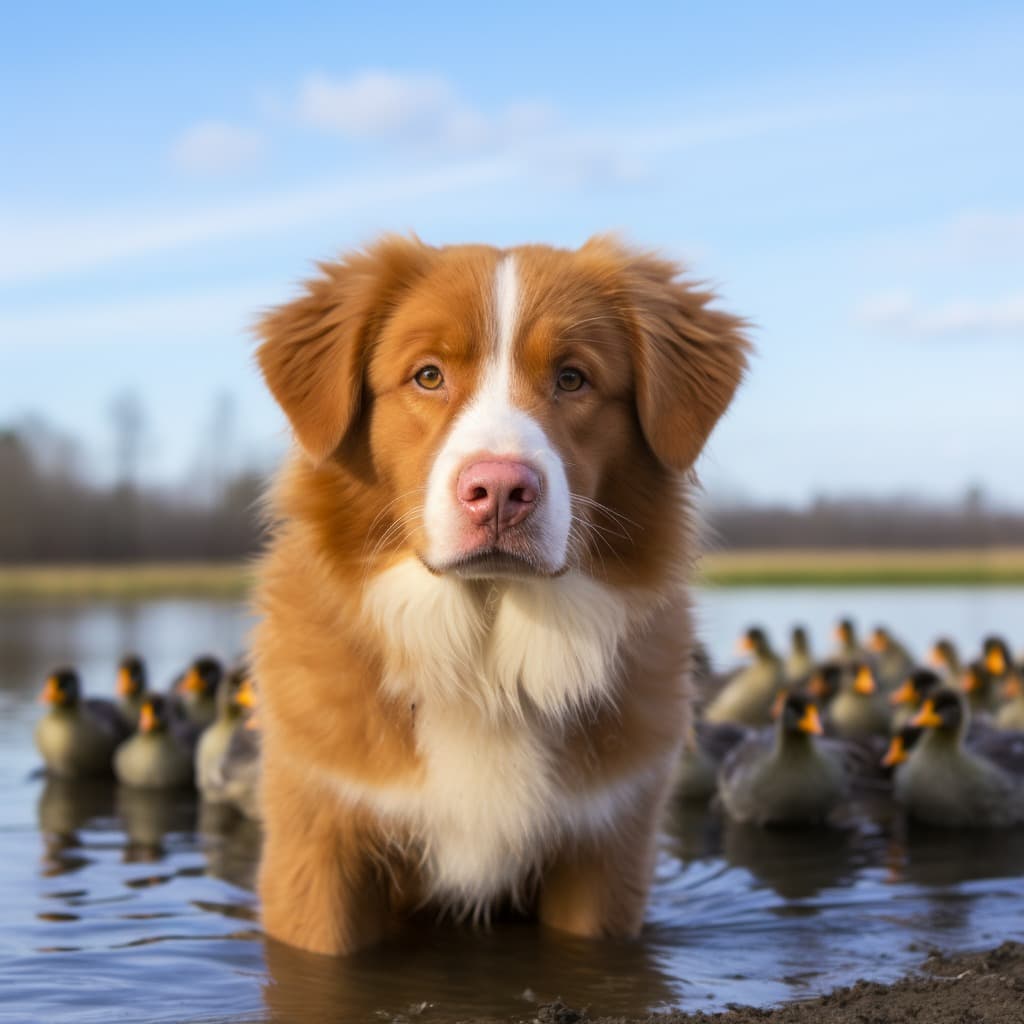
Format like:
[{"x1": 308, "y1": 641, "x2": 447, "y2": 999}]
[{"x1": 256, "y1": 236, "x2": 433, "y2": 465}]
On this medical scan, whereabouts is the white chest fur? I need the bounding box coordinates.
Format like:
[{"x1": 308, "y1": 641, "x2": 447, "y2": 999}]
[{"x1": 329, "y1": 558, "x2": 664, "y2": 910}]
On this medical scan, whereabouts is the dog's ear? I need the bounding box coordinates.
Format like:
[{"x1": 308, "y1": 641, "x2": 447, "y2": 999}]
[
  {"x1": 586, "y1": 238, "x2": 751, "y2": 472},
  {"x1": 256, "y1": 236, "x2": 433, "y2": 464}
]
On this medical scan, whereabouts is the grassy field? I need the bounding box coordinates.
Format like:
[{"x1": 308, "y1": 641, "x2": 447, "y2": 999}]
[
  {"x1": 2, "y1": 549, "x2": 1024, "y2": 599},
  {"x1": 0, "y1": 563, "x2": 253, "y2": 600}
]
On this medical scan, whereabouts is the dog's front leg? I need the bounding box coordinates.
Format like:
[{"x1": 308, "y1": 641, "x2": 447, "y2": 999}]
[
  {"x1": 258, "y1": 762, "x2": 390, "y2": 956},
  {"x1": 537, "y1": 782, "x2": 666, "y2": 940}
]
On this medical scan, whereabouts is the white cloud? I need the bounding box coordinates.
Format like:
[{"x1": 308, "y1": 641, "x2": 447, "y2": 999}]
[
  {"x1": 0, "y1": 282, "x2": 282, "y2": 347},
  {"x1": 171, "y1": 120, "x2": 265, "y2": 173},
  {"x1": 856, "y1": 289, "x2": 1024, "y2": 338}
]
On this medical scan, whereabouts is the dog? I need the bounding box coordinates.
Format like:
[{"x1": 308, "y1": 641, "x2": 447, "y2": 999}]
[{"x1": 252, "y1": 234, "x2": 749, "y2": 955}]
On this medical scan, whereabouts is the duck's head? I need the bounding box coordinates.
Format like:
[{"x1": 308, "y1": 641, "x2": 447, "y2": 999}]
[
  {"x1": 911, "y1": 687, "x2": 967, "y2": 739},
  {"x1": 868, "y1": 627, "x2": 892, "y2": 654},
  {"x1": 138, "y1": 695, "x2": 171, "y2": 734},
  {"x1": 929, "y1": 637, "x2": 958, "y2": 671},
  {"x1": 960, "y1": 660, "x2": 993, "y2": 698},
  {"x1": 881, "y1": 724, "x2": 923, "y2": 767},
  {"x1": 791, "y1": 625, "x2": 810, "y2": 654},
  {"x1": 834, "y1": 618, "x2": 857, "y2": 648},
  {"x1": 807, "y1": 660, "x2": 844, "y2": 702},
  {"x1": 890, "y1": 668, "x2": 942, "y2": 708},
  {"x1": 847, "y1": 663, "x2": 878, "y2": 697},
  {"x1": 117, "y1": 655, "x2": 146, "y2": 698},
  {"x1": 982, "y1": 636, "x2": 1012, "y2": 677},
  {"x1": 40, "y1": 668, "x2": 80, "y2": 708},
  {"x1": 178, "y1": 656, "x2": 223, "y2": 700},
  {"x1": 773, "y1": 693, "x2": 824, "y2": 738},
  {"x1": 737, "y1": 626, "x2": 771, "y2": 658},
  {"x1": 220, "y1": 662, "x2": 258, "y2": 719}
]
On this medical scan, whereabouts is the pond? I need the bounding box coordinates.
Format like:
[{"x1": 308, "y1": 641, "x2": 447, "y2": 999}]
[{"x1": 2, "y1": 589, "x2": 1023, "y2": 1023}]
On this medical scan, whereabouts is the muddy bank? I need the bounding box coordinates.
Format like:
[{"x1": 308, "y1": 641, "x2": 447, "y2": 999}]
[{"x1": 536, "y1": 941, "x2": 1024, "y2": 1024}]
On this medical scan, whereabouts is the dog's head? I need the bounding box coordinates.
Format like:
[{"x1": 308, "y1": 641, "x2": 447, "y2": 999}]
[{"x1": 257, "y1": 236, "x2": 749, "y2": 582}]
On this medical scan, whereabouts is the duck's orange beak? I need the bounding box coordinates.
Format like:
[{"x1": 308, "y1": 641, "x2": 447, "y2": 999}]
[
  {"x1": 911, "y1": 699, "x2": 943, "y2": 729},
  {"x1": 890, "y1": 679, "x2": 916, "y2": 706},
  {"x1": 736, "y1": 634, "x2": 754, "y2": 655},
  {"x1": 39, "y1": 676, "x2": 61, "y2": 705},
  {"x1": 927, "y1": 645, "x2": 945, "y2": 668},
  {"x1": 985, "y1": 649, "x2": 1007, "y2": 676},
  {"x1": 797, "y1": 704, "x2": 824, "y2": 736},
  {"x1": 235, "y1": 678, "x2": 258, "y2": 710},
  {"x1": 962, "y1": 669, "x2": 981, "y2": 694},
  {"x1": 179, "y1": 667, "x2": 202, "y2": 694},
  {"x1": 116, "y1": 667, "x2": 134, "y2": 697},
  {"x1": 882, "y1": 735, "x2": 908, "y2": 767},
  {"x1": 869, "y1": 632, "x2": 886, "y2": 653},
  {"x1": 1003, "y1": 676, "x2": 1023, "y2": 700},
  {"x1": 139, "y1": 702, "x2": 158, "y2": 733},
  {"x1": 854, "y1": 666, "x2": 876, "y2": 695}
]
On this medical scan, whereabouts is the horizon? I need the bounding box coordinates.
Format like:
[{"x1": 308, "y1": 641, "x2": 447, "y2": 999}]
[{"x1": 3, "y1": 2, "x2": 1023, "y2": 503}]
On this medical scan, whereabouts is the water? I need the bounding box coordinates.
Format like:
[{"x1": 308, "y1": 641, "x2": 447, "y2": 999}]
[{"x1": 2, "y1": 590, "x2": 1024, "y2": 1023}]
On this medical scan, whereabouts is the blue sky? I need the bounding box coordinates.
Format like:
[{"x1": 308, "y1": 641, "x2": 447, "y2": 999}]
[{"x1": 2, "y1": 2, "x2": 1023, "y2": 503}]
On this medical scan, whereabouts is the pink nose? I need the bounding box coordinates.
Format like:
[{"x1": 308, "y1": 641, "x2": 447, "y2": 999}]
[{"x1": 457, "y1": 460, "x2": 540, "y2": 531}]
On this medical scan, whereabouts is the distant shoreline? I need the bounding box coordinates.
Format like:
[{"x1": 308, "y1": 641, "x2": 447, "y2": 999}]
[{"x1": 2, "y1": 549, "x2": 1024, "y2": 599}]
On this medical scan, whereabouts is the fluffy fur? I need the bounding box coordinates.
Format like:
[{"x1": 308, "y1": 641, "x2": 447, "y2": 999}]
[{"x1": 252, "y1": 235, "x2": 750, "y2": 954}]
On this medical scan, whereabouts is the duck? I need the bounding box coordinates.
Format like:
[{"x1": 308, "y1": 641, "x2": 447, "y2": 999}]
[
  {"x1": 929, "y1": 637, "x2": 964, "y2": 688},
  {"x1": 828, "y1": 663, "x2": 890, "y2": 739},
  {"x1": 115, "y1": 654, "x2": 149, "y2": 730},
  {"x1": 718, "y1": 694, "x2": 848, "y2": 826},
  {"x1": 996, "y1": 674, "x2": 1024, "y2": 731},
  {"x1": 172, "y1": 655, "x2": 223, "y2": 730},
  {"x1": 34, "y1": 668, "x2": 129, "y2": 778},
  {"x1": 196, "y1": 663, "x2": 256, "y2": 798},
  {"x1": 806, "y1": 660, "x2": 844, "y2": 708},
  {"x1": 208, "y1": 714, "x2": 263, "y2": 821},
  {"x1": 961, "y1": 659, "x2": 1000, "y2": 717},
  {"x1": 893, "y1": 687, "x2": 1024, "y2": 827},
  {"x1": 704, "y1": 627, "x2": 785, "y2": 727},
  {"x1": 784, "y1": 626, "x2": 814, "y2": 685},
  {"x1": 889, "y1": 668, "x2": 944, "y2": 729},
  {"x1": 674, "y1": 716, "x2": 748, "y2": 802},
  {"x1": 114, "y1": 694, "x2": 194, "y2": 789},
  {"x1": 867, "y1": 627, "x2": 915, "y2": 691},
  {"x1": 832, "y1": 617, "x2": 864, "y2": 664}
]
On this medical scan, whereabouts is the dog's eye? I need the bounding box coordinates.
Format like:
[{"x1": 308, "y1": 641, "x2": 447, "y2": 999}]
[
  {"x1": 414, "y1": 366, "x2": 444, "y2": 391},
  {"x1": 556, "y1": 367, "x2": 585, "y2": 392}
]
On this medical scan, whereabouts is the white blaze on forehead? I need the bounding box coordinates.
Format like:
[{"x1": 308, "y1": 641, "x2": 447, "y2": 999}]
[{"x1": 422, "y1": 254, "x2": 572, "y2": 572}]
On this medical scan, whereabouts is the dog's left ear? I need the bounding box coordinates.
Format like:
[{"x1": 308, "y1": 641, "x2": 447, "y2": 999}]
[
  {"x1": 256, "y1": 235, "x2": 433, "y2": 465},
  {"x1": 591, "y1": 239, "x2": 752, "y2": 472}
]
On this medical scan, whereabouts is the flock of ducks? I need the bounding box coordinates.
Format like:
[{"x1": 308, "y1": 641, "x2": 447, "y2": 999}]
[
  {"x1": 682, "y1": 620, "x2": 1024, "y2": 829},
  {"x1": 33, "y1": 619, "x2": 1024, "y2": 836},
  {"x1": 34, "y1": 655, "x2": 261, "y2": 820}
]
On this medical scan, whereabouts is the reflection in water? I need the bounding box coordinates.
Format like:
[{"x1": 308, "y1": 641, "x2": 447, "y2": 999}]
[{"x1": 5, "y1": 593, "x2": 1024, "y2": 1022}]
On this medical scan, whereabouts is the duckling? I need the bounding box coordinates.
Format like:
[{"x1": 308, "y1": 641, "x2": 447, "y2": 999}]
[
  {"x1": 785, "y1": 626, "x2": 814, "y2": 685},
  {"x1": 718, "y1": 694, "x2": 848, "y2": 826},
  {"x1": 868, "y1": 627, "x2": 915, "y2": 692},
  {"x1": 204, "y1": 674, "x2": 262, "y2": 820},
  {"x1": 961, "y1": 659, "x2": 1000, "y2": 717},
  {"x1": 172, "y1": 655, "x2": 222, "y2": 730},
  {"x1": 890, "y1": 668, "x2": 943, "y2": 729},
  {"x1": 114, "y1": 695, "x2": 194, "y2": 789},
  {"x1": 833, "y1": 617, "x2": 864, "y2": 664},
  {"x1": 996, "y1": 674, "x2": 1024, "y2": 731},
  {"x1": 196, "y1": 664, "x2": 255, "y2": 798},
  {"x1": 929, "y1": 637, "x2": 963, "y2": 688},
  {"x1": 115, "y1": 654, "x2": 148, "y2": 730},
  {"x1": 828, "y1": 663, "x2": 890, "y2": 739},
  {"x1": 705, "y1": 627, "x2": 785, "y2": 726},
  {"x1": 894, "y1": 688, "x2": 1024, "y2": 827},
  {"x1": 34, "y1": 668, "x2": 129, "y2": 778}
]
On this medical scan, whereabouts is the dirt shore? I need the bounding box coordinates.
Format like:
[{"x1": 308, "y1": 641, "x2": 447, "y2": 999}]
[{"x1": 535, "y1": 941, "x2": 1024, "y2": 1024}]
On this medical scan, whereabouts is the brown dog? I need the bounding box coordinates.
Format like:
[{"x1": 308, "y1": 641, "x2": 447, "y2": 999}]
[{"x1": 252, "y1": 235, "x2": 749, "y2": 955}]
